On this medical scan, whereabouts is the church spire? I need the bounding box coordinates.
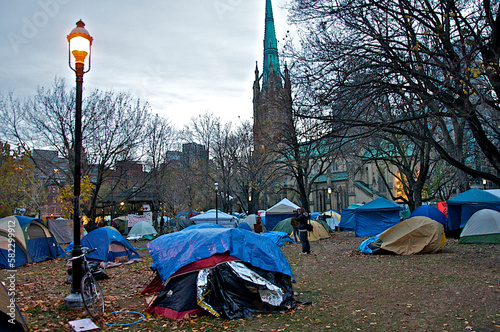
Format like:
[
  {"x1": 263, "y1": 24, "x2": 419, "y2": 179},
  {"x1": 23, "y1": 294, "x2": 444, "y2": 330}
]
[{"x1": 262, "y1": 0, "x2": 281, "y2": 87}]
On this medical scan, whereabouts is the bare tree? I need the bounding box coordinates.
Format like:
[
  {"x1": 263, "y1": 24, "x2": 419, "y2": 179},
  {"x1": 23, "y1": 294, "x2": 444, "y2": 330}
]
[
  {"x1": 287, "y1": 0, "x2": 500, "y2": 186},
  {"x1": 2, "y1": 78, "x2": 151, "y2": 228}
]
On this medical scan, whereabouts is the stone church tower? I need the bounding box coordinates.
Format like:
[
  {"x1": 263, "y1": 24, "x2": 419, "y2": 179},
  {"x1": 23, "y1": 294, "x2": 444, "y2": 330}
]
[{"x1": 253, "y1": 0, "x2": 294, "y2": 154}]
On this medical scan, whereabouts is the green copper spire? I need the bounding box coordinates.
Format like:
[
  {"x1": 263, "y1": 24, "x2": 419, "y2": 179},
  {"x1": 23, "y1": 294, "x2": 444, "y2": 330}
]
[{"x1": 262, "y1": 0, "x2": 282, "y2": 86}]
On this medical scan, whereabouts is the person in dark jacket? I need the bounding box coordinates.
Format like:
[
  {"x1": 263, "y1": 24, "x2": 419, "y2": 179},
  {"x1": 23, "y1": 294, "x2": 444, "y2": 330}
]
[{"x1": 296, "y1": 208, "x2": 310, "y2": 254}]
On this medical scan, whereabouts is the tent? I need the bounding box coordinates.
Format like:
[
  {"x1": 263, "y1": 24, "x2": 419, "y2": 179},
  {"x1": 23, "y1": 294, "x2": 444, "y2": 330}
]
[
  {"x1": 80, "y1": 228, "x2": 141, "y2": 265},
  {"x1": 47, "y1": 218, "x2": 73, "y2": 244},
  {"x1": 272, "y1": 217, "x2": 294, "y2": 234},
  {"x1": 127, "y1": 221, "x2": 157, "y2": 240},
  {"x1": 0, "y1": 216, "x2": 66, "y2": 269},
  {"x1": 145, "y1": 227, "x2": 295, "y2": 319},
  {"x1": 410, "y1": 205, "x2": 447, "y2": 228},
  {"x1": 354, "y1": 198, "x2": 402, "y2": 237},
  {"x1": 304, "y1": 220, "x2": 331, "y2": 241},
  {"x1": 447, "y1": 189, "x2": 500, "y2": 231},
  {"x1": 318, "y1": 210, "x2": 341, "y2": 230},
  {"x1": 272, "y1": 218, "x2": 330, "y2": 242},
  {"x1": 265, "y1": 198, "x2": 300, "y2": 231},
  {"x1": 240, "y1": 214, "x2": 260, "y2": 231},
  {"x1": 486, "y1": 189, "x2": 500, "y2": 199},
  {"x1": 0, "y1": 282, "x2": 27, "y2": 331},
  {"x1": 339, "y1": 204, "x2": 363, "y2": 231},
  {"x1": 459, "y1": 209, "x2": 500, "y2": 244},
  {"x1": 359, "y1": 216, "x2": 447, "y2": 255},
  {"x1": 112, "y1": 216, "x2": 128, "y2": 235},
  {"x1": 190, "y1": 209, "x2": 239, "y2": 228}
]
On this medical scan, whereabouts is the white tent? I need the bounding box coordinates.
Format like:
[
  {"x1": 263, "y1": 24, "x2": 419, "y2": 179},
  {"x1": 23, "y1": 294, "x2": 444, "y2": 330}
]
[
  {"x1": 190, "y1": 209, "x2": 239, "y2": 228},
  {"x1": 266, "y1": 198, "x2": 300, "y2": 214},
  {"x1": 241, "y1": 214, "x2": 259, "y2": 231},
  {"x1": 459, "y1": 209, "x2": 500, "y2": 244},
  {"x1": 486, "y1": 189, "x2": 500, "y2": 199},
  {"x1": 265, "y1": 198, "x2": 301, "y2": 230},
  {"x1": 127, "y1": 221, "x2": 157, "y2": 240}
]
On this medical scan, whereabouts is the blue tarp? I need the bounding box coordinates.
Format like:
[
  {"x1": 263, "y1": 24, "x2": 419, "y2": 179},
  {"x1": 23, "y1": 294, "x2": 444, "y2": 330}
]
[
  {"x1": 80, "y1": 228, "x2": 141, "y2": 263},
  {"x1": 237, "y1": 222, "x2": 252, "y2": 231},
  {"x1": 447, "y1": 189, "x2": 500, "y2": 230},
  {"x1": 354, "y1": 198, "x2": 402, "y2": 237},
  {"x1": 148, "y1": 227, "x2": 295, "y2": 282},
  {"x1": 410, "y1": 205, "x2": 447, "y2": 227},
  {"x1": 260, "y1": 231, "x2": 294, "y2": 247},
  {"x1": 358, "y1": 236, "x2": 379, "y2": 254},
  {"x1": 339, "y1": 204, "x2": 362, "y2": 231}
]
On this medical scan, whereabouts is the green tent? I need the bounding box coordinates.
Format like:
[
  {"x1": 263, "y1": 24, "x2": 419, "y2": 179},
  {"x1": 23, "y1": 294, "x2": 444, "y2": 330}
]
[{"x1": 272, "y1": 217, "x2": 293, "y2": 234}]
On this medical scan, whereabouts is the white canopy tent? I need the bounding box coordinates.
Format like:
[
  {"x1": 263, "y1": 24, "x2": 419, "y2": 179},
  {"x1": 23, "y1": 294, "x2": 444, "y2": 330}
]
[{"x1": 265, "y1": 198, "x2": 301, "y2": 230}]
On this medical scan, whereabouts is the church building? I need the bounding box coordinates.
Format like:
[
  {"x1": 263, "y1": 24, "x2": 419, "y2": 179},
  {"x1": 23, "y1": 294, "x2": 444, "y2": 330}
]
[{"x1": 253, "y1": 0, "x2": 294, "y2": 155}]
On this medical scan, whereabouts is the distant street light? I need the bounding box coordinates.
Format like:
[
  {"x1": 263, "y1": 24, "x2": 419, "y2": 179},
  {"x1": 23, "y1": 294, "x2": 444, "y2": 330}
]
[
  {"x1": 64, "y1": 20, "x2": 92, "y2": 309},
  {"x1": 327, "y1": 187, "x2": 332, "y2": 209},
  {"x1": 214, "y1": 182, "x2": 219, "y2": 224},
  {"x1": 483, "y1": 179, "x2": 487, "y2": 190}
]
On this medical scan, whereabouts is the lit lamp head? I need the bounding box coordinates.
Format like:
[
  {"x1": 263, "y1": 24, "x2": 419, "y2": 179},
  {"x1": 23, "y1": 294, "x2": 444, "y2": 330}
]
[
  {"x1": 214, "y1": 182, "x2": 219, "y2": 191},
  {"x1": 328, "y1": 187, "x2": 332, "y2": 194},
  {"x1": 67, "y1": 20, "x2": 93, "y2": 72}
]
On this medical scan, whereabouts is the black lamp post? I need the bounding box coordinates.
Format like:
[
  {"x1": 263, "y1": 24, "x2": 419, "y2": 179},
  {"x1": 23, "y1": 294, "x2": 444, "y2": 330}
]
[
  {"x1": 64, "y1": 20, "x2": 92, "y2": 308},
  {"x1": 214, "y1": 182, "x2": 219, "y2": 224}
]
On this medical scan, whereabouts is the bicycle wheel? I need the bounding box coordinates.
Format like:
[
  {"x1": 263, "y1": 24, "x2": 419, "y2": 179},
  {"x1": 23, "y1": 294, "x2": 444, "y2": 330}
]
[{"x1": 81, "y1": 273, "x2": 105, "y2": 320}]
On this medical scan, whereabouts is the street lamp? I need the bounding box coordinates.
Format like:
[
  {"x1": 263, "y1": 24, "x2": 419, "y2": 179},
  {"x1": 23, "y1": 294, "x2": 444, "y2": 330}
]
[
  {"x1": 483, "y1": 179, "x2": 487, "y2": 190},
  {"x1": 327, "y1": 187, "x2": 332, "y2": 210},
  {"x1": 214, "y1": 182, "x2": 219, "y2": 224},
  {"x1": 64, "y1": 20, "x2": 92, "y2": 308}
]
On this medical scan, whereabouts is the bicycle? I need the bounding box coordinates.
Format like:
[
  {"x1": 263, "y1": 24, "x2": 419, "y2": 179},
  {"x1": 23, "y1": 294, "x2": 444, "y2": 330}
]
[{"x1": 68, "y1": 247, "x2": 105, "y2": 320}]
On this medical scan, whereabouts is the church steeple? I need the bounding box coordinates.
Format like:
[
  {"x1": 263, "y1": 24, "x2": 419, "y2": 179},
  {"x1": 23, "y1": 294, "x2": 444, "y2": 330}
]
[{"x1": 262, "y1": 0, "x2": 281, "y2": 87}]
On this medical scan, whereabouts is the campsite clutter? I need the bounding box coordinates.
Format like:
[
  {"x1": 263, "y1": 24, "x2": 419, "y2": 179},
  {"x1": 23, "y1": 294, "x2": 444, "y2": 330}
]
[{"x1": 5, "y1": 191, "x2": 500, "y2": 330}]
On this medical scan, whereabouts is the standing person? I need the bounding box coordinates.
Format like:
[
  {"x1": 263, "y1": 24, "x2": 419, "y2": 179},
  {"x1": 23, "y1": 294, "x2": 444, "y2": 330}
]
[
  {"x1": 159, "y1": 215, "x2": 165, "y2": 235},
  {"x1": 254, "y1": 216, "x2": 263, "y2": 234},
  {"x1": 290, "y1": 214, "x2": 299, "y2": 243},
  {"x1": 296, "y1": 208, "x2": 311, "y2": 254}
]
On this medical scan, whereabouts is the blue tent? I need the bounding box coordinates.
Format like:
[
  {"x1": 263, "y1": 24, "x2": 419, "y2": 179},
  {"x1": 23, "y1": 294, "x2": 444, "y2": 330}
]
[
  {"x1": 339, "y1": 204, "x2": 363, "y2": 231},
  {"x1": 80, "y1": 228, "x2": 141, "y2": 263},
  {"x1": 147, "y1": 227, "x2": 295, "y2": 282},
  {"x1": 0, "y1": 216, "x2": 66, "y2": 269},
  {"x1": 447, "y1": 189, "x2": 500, "y2": 231},
  {"x1": 410, "y1": 205, "x2": 447, "y2": 228},
  {"x1": 354, "y1": 198, "x2": 402, "y2": 237}
]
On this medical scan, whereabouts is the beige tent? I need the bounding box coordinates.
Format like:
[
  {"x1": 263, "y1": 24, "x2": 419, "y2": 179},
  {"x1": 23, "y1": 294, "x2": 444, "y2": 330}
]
[
  {"x1": 367, "y1": 216, "x2": 446, "y2": 255},
  {"x1": 1, "y1": 281, "x2": 27, "y2": 331},
  {"x1": 291, "y1": 220, "x2": 330, "y2": 242}
]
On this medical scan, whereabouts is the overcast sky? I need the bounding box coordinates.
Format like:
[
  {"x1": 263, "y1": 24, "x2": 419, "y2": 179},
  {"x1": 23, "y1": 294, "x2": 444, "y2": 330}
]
[{"x1": 1, "y1": 0, "x2": 293, "y2": 128}]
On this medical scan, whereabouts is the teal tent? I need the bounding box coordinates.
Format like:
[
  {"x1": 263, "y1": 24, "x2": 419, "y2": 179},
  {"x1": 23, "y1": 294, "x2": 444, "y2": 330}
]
[
  {"x1": 355, "y1": 198, "x2": 402, "y2": 237},
  {"x1": 447, "y1": 189, "x2": 500, "y2": 231}
]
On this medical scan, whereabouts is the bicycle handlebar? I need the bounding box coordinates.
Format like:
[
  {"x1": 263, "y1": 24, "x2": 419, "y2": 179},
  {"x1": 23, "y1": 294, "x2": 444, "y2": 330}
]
[{"x1": 68, "y1": 247, "x2": 97, "y2": 261}]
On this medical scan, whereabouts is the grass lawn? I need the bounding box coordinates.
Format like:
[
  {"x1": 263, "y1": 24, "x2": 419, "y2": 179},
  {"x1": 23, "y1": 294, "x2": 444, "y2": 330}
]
[{"x1": 2, "y1": 232, "x2": 499, "y2": 331}]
